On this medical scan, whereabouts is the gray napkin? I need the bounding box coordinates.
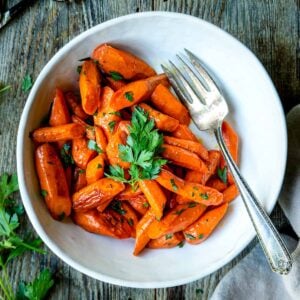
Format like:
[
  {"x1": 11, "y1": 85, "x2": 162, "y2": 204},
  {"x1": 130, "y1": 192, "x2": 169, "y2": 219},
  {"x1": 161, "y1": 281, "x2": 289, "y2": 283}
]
[{"x1": 211, "y1": 105, "x2": 300, "y2": 300}]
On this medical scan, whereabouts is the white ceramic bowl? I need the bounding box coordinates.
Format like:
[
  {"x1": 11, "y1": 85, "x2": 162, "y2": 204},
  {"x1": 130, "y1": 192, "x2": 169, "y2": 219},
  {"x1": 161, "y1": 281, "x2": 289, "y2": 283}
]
[{"x1": 17, "y1": 12, "x2": 286, "y2": 288}]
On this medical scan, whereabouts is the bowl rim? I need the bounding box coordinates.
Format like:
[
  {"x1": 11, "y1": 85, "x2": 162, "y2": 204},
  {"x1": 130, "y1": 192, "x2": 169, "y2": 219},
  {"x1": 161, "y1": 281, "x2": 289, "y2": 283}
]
[{"x1": 16, "y1": 11, "x2": 287, "y2": 288}]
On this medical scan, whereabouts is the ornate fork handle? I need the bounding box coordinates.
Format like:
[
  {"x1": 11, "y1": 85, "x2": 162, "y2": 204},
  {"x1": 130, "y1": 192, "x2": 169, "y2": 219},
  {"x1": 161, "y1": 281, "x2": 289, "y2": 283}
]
[{"x1": 215, "y1": 125, "x2": 292, "y2": 274}]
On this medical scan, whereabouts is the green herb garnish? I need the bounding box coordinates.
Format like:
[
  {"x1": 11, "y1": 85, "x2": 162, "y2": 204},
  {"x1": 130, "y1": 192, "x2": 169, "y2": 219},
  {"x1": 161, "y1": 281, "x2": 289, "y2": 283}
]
[
  {"x1": 127, "y1": 218, "x2": 134, "y2": 227},
  {"x1": 198, "y1": 233, "x2": 204, "y2": 239},
  {"x1": 77, "y1": 65, "x2": 82, "y2": 74},
  {"x1": 143, "y1": 202, "x2": 149, "y2": 208},
  {"x1": 185, "y1": 233, "x2": 196, "y2": 240},
  {"x1": 87, "y1": 140, "x2": 102, "y2": 154},
  {"x1": 178, "y1": 241, "x2": 184, "y2": 248},
  {"x1": 165, "y1": 234, "x2": 173, "y2": 240},
  {"x1": 109, "y1": 71, "x2": 123, "y2": 81},
  {"x1": 110, "y1": 201, "x2": 126, "y2": 215},
  {"x1": 124, "y1": 91, "x2": 134, "y2": 102},
  {"x1": 60, "y1": 143, "x2": 74, "y2": 167},
  {"x1": 97, "y1": 164, "x2": 103, "y2": 169},
  {"x1": 217, "y1": 166, "x2": 228, "y2": 184},
  {"x1": 22, "y1": 75, "x2": 33, "y2": 92},
  {"x1": 170, "y1": 179, "x2": 178, "y2": 191},
  {"x1": 40, "y1": 190, "x2": 48, "y2": 198},
  {"x1": 0, "y1": 85, "x2": 10, "y2": 95},
  {"x1": 200, "y1": 193, "x2": 209, "y2": 200},
  {"x1": 173, "y1": 209, "x2": 185, "y2": 215},
  {"x1": 108, "y1": 121, "x2": 116, "y2": 133},
  {"x1": 108, "y1": 111, "x2": 121, "y2": 117}
]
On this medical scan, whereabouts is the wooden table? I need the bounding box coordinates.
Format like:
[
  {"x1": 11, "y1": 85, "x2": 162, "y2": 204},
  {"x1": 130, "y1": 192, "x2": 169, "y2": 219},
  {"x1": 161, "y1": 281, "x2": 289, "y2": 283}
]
[{"x1": 0, "y1": 0, "x2": 298, "y2": 299}]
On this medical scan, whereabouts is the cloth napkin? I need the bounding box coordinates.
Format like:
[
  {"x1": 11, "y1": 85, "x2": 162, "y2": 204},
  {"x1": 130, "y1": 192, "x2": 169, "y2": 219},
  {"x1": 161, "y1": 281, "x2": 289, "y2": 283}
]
[{"x1": 211, "y1": 105, "x2": 300, "y2": 300}]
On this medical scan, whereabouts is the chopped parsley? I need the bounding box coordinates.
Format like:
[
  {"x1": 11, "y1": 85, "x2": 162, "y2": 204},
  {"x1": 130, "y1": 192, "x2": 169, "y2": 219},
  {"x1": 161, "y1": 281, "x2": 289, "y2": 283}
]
[
  {"x1": 200, "y1": 193, "x2": 209, "y2": 200},
  {"x1": 165, "y1": 234, "x2": 173, "y2": 240},
  {"x1": 110, "y1": 201, "x2": 126, "y2": 215},
  {"x1": 97, "y1": 164, "x2": 103, "y2": 169},
  {"x1": 178, "y1": 241, "x2": 184, "y2": 248},
  {"x1": 0, "y1": 85, "x2": 10, "y2": 95},
  {"x1": 143, "y1": 202, "x2": 149, "y2": 208},
  {"x1": 188, "y1": 202, "x2": 197, "y2": 208},
  {"x1": 108, "y1": 121, "x2": 116, "y2": 132},
  {"x1": 22, "y1": 75, "x2": 33, "y2": 92},
  {"x1": 173, "y1": 208, "x2": 185, "y2": 215},
  {"x1": 109, "y1": 111, "x2": 121, "y2": 117},
  {"x1": 109, "y1": 71, "x2": 124, "y2": 81},
  {"x1": 170, "y1": 179, "x2": 178, "y2": 191},
  {"x1": 87, "y1": 140, "x2": 103, "y2": 154},
  {"x1": 185, "y1": 233, "x2": 196, "y2": 240},
  {"x1": 40, "y1": 189, "x2": 48, "y2": 197},
  {"x1": 77, "y1": 65, "x2": 82, "y2": 74},
  {"x1": 217, "y1": 166, "x2": 228, "y2": 184},
  {"x1": 198, "y1": 233, "x2": 204, "y2": 239},
  {"x1": 124, "y1": 91, "x2": 134, "y2": 102},
  {"x1": 60, "y1": 143, "x2": 74, "y2": 167},
  {"x1": 127, "y1": 218, "x2": 134, "y2": 226}
]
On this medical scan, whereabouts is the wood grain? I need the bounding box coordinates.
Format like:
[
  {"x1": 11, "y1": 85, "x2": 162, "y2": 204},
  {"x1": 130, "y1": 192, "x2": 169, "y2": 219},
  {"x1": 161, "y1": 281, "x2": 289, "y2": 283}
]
[{"x1": 0, "y1": 0, "x2": 298, "y2": 299}]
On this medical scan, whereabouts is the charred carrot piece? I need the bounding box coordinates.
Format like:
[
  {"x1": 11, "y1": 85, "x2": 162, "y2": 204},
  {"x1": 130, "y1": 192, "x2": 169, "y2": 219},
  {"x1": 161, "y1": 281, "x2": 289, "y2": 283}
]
[
  {"x1": 73, "y1": 168, "x2": 87, "y2": 192},
  {"x1": 150, "y1": 84, "x2": 190, "y2": 125},
  {"x1": 72, "y1": 178, "x2": 125, "y2": 212},
  {"x1": 105, "y1": 76, "x2": 127, "y2": 91},
  {"x1": 85, "y1": 154, "x2": 105, "y2": 185},
  {"x1": 171, "y1": 124, "x2": 198, "y2": 142},
  {"x1": 133, "y1": 210, "x2": 155, "y2": 255},
  {"x1": 138, "y1": 103, "x2": 179, "y2": 132},
  {"x1": 156, "y1": 169, "x2": 223, "y2": 206},
  {"x1": 223, "y1": 184, "x2": 239, "y2": 203},
  {"x1": 72, "y1": 137, "x2": 97, "y2": 169},
  {"x1": 109, "y1": 74, "x2": 169, "y2": 111},
  {"x1": 92, "y1": 44, "x2": 156, "y2": 80},
  {"x1": 79, "y1": 60, "x2": 101, "y2": 115},
  {"x1": 139, "y1": 180, "x2": 167, "y2": 219},
  {"x1": 32, "y1": 123, "x2": 85, "y2": 143},
  {"x1": 127, "y1": 195, "x2": 149, "y2": 216},
  {"x1": 49, "y1": 88, "x2": 71, "y2": 127},
  {"x1": 65, "y1": 91, "x2": 88, "y2": 119},
  {"x1": 147, "y1": 202, "x2": 206, "y2": 239},
  {"x1": 183, "y1": 202, "x2": 228, "y2": 244},
  {"x1": 148, "y1": 232, "x2": 184, "y2": 249},
  {"x1": 162, "y1": 144, "x2": 208, "y2": 172},
  {"x1": 164, "y1": 136, "x2": 208, "y2": 161},
  {"x1": 206, "y1": 178, "x2": 227, "y2": 192},
  {"x1": 35, "y1": 143, "x2": 72, "y2": 220}
]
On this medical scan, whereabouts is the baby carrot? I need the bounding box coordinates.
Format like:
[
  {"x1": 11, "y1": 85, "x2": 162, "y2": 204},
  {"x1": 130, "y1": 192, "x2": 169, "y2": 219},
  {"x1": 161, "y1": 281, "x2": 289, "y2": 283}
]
[
  {"x1": 171, "y1": 124, "x2": 198, "y2": 142},
  {"x1": 223, "y1": 184, "x2": 239, "y2": 203},
  {"x1": 65, "y1": 91, "x2": 88, "y2": 119},
  {"x1": 85, "y1": 154, "x2": 105, "y2": 185},
  {"x1": 72, "y1": 137, "x2": 97, "y2": 170},
  {"x1": 148, "y1": 232, "x2": 184, "y2": 249}
]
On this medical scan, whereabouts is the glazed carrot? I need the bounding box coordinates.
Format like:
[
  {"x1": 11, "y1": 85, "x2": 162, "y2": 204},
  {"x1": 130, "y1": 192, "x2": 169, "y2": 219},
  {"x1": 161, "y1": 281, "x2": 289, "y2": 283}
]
[
  {"x1": 148, "y1": 232, "x2": 184, "y2": 249},
  {"x1": 105, "y1": 76, "x2": 127, "y2": 91},
  {"x1": 92, "y1": 44, "x2": 156, "y2": 80},
  {"x1": 183, "y1": 202, "x2": 228, "y2": 244},
  {"x1": 65, "y1": 166, "x2": 72, "y2": 192},
  {"x1": 49, "y1": 88, "x2": 71, "y2": 127},
  {"x1": 85, "y1": 154, "x2": 105, "y2": 184},
  {"x1": 118, "y1": 185, "x2": 143, "y2": 200},
  {"x1": 72, "y1": 178, "x2": 125, "y2": 211},
  {"x1": 138, "y1": 180, "x2": 167, "y2": 219},
  {"x1": 71, "y1": 115, "x2": 95, "y2": 140},
  {"x1": 162, "y1": 144, "x2": 208, "y2": 172},
  {"x1": 32, "y1": 123, "x2": 85, "y2": 143},
  {"x1": 223, "y1": 184, "x2": 239, "y2": 203},
  {"x1": 79, "y1": 60, "x2": 101, "y2": 115},
  {"x1": 164, "y1": 136, "x2": 208, "y2": 161},
  {"x1": 65, "y1": 91, "x2": 88, "y2": 119},
  {"x1": 109, "y1": 74, "x2": 169, "y2": 111},
  {"x1": 133, "y1": 210, "x2": 155, "y2": 255},
  {"x1": 156, "y1": 169, "x2": 223, "y2": 206},
  {"x1": 147, "y1": 202, "x2": 206, "y2": 239},
  {"x1": 72, "y1": 137, "x2": 97, "y2": 169},
  {"x1": 94, "y1": 126, "x2": 108, "y2": 153},
  {"x1": 96, "y1": 199, "x2": 112, "y2": 212},
  {"x1": 206, "y1": 178, "x2": 227, "y2": 192},
  {"x1": 138, "y1": 103, "x2": 179, "y2": 132},
  {"x1": 127, "y1": 195, "x2": 149, "y2": 216},
  {"x1": 150, "y1": 84, "x2": 190, "y2": 125},
  {"x1": 73, "y1": 209, "x2": 132, "y2": 239},
  {"x1": 171, "y1": 124, "x2": 198, "y2": 142},
  {"x1": 35, "y1": 143, "x2": 72, "y2": 220},
  {"x1": 73, "y1": 168, "x2": 87, "y2": 192}
]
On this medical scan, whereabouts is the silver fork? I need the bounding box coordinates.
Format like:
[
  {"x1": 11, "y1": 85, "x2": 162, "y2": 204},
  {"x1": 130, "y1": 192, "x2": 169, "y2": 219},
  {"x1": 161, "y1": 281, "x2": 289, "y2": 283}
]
[{"x1": 162, "y1": 49, "x2": 292, "y2": 275}]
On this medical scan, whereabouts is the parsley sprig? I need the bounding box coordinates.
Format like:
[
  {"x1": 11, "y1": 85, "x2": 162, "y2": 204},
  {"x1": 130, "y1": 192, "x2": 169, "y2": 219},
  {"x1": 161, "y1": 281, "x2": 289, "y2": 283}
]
[{"x1": 106, "y1": 107, "x2": 167, "y2": 188}]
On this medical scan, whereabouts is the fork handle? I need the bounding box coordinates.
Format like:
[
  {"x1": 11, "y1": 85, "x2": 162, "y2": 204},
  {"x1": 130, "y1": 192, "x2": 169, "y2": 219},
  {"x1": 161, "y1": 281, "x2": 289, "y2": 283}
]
[{"x1": 215, "y1": 125, "x2": 292, "y2": 274}]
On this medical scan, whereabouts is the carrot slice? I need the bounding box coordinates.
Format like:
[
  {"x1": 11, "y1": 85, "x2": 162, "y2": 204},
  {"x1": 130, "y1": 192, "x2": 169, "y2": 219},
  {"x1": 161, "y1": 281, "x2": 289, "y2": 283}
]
[
  {"x1": 72, "y1": 137, "x2": 97, "y2": 169},
  {"x1": 171, "y1": 124, "x2": 198, "y2": 142},
  {"x1": 85, "y1": 154, "x2": 105, "y2": 184},
  {"x1": 94, "y1": 126, "x2": 108, "y2": 153},
  {"x1": 35, "y1": 143, "x2": 71, "y2": 220},
  {"x1": 117, "y1": 185, "x2": 143, "y2": 200},
  {"x1": 127, "y1": 195, "x2": 149, "y2": 216},
  {"x1": 206, "y1": 178, "x2": 227, "y2": 192},
  {"x1": 223, "y1": 184, "x2": 239, "y2": 203},
  {"x1": 65, "y1": 91, "x2": 88, "y2": 119},
  {"x1": 183, "y1": 202, "x2": 228, "y2": 244},
  {"x1": 148, "y1": 232, "x2": 184, "y2": 249},
  {"x1": 73, "y1": 168, "x2": 87, "y2": 192}
]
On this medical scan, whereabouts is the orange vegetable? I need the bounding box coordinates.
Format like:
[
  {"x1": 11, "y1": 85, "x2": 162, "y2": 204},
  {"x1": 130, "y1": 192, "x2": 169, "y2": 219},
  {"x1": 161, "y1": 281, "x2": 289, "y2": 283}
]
[
  {"x1": 138, "y1": 103, "x2": 179, "y2": 132},
  {"x1": 85, "y1": 154, "x2": 105, "y2": 184},
  {"x1": 223, "y1": 184, "x2": 239, "y2": 203},
  {"x1": 147, "y1": 202, "x2": 206, "y2": 239},
  {"x1": 183, "y1": 202, "x2": 228, "y2": 244},
  {"x1": 156, "y1": 169, "x2": 223, "y2": 206},
  {"x1": 72, "y1": 138, "x2": 97, "y2": 169},
  {"x1": 92, "y1": 44, "x2": 156, "y2": 80},
  {"x1": 94, "y1": 125, "x2": 108, "y2": 153},
  {"x1": 162, "y1": 144, "x2": 208, "y2": 172},
  {"x1": 138, "y1": 180, "x2": 167, "y2": 219},
  {"x1": 79, "y1": 60, "x2": 101, "y2": 115},
  {"x1": 49, "y1": 88, "x2": 71, "y2": 127},
  {"x1": 171, "y1": 124, "x2": 198, "y2": 142},
  {"x1": 118, "y1": 185, "x2": 143, "y2": 200},
  {"x1": 73, "y1": 168, "x2": 87, "y2": 192},
  {"x1": 148, "y1": 232, "x2": 184, "y2": 249},
  {"x1": 206, "y1": 178, "x2": 227, "y2": 192},
  {"x1": 105, "y1": 76, "x2": 127, "y2": 91},
  {"x1": 164, "y1": 136, "x2": 208, "y2": 161},
  {"x1": 133, "y1": 210, "x2": 155, "y2": 255},
  {"x1": 65, "y1": 91, "x2": 88, "y2": 119},
  {"x1": 32, "y1": 123, "x2": 85, "y2": 143},
  {"x1": 72, "y1": 178, "x2": 125, "y2": 212},
  {"x1": 127, "y1": 195, "x2": 149, "y2": 216},
  {"x1": 71, "y1": 115, "x2": 95, "y2": 140},
  {"x1": 150, "y1": 84, "x2": 190, "y2": 125},
  {"x1": 109, "y1": 74, "x2": 169, "y2": 111},
  {"x1": 35, "y1": 143, "x2": 72, "y2": 220}
]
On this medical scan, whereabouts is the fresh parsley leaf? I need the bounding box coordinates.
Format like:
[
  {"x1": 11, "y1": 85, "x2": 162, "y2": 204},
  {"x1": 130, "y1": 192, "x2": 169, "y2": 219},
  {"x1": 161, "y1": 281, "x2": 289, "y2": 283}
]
[
  {"x1": 77, "y1": 65, "x2": 82, "y2": 74},
  {"x1": 200, "y1": 193, "x2": 209, "y2": 200},
  {"x1": 127, "y1": 218, "x2": 134, "y2": 226},
  {"x1": 198, "y1": 233, "x2": 204, "y2": 239},
  {"x1": 185, "y1": 233, "x2": 196, "y2": 240},
  {"x1": 173, "y1": 208, "x2": 185, "y2": 215},
  {"x1": 178, "y1": 241, "x2": 184, "y2": 248},
  {"x1": 109, "y1": 71, "x2": 123, "y2": 81},
  {"x1": 124, "y1": 91, "x2": 134, "y2": 102},
  {"x1": 108, "y1": 121, "x2": 116, "y2": 133},
  {"x1": 97, "y1": 164, "x2": 102, "y2": 169},
  {"x1": 0, "y1": 85, "x2": 10, "y2": 95},
  {"x1": 170, "y1": 179, "x2": 178, "y2": 192},
  {"x1": 108, "y1": 111, "x2": 121, "y2": 117},
  {"x1": 105, "y1": 165, "x2": 129, "y2": 184},
  {"x1": 60, "y1": 143, "x2": 74, "y2": 167},
  {"x1": 22, "y1": 75, "x2": 33, "y2": 92},
  {"x1": 165, "y1": 234, "x2": 173, "y2": 240},
  {"x1": 217, "y1": 166, "x2": 228, "y2": 184},
  {"x1": 143, "y1": 202, "x2": 149, "y2": 208},
  {"x1": 40, "y1": 190, "x2": 48, "y2": 198},
  {"x1": 188, "y1": 202, "x2": 197, "y2": 208},
  {"x1": 110, "y1": 201, "x2": 126, "y2": 215},
  {"x1": 87, "y1": 140, "x2": 103, "y2": 154}
]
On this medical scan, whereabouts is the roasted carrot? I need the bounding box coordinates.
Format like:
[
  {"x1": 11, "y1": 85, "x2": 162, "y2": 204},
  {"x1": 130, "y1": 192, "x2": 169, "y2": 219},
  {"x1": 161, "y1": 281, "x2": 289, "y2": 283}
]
[
  {"x1": 150, "y1": 84, "x2": 190, "y2": 125},
  {"x1": 183, "y1": 202, "x2": 228, "y2": 244},
  {"x1": 92, "y1": 44, "x2": 156, "y2": 80},
  {"x1": 73, "y1": 209, "x2": 132, "y2": 239},
  {"x1": 79, "y1": 60, "x2": 101, "y2": 115},
  {"x1": 117, "y1": 185, "x2": 143, "y2": 200},
  {"x1": 133, "y1": 210, "x2": 155, "y2": 255},
  {"x1": 71, "y1": 115, "x2": 95, "y2": 140},
  {"x1": 127, "y1": 195, "x2": 149, "y2": 216},
  {"x1": 94, "y1": 125, "x2": 108, "y2": 153},
  {"x1": 206, "y1": 178, "x2": 227, "y2": 192},
  {"x1": 32, "y1": 123, "x2": 85, "y2": 143},
  {"x1": 148, "y1": 232, "x2": 184, "y2": 249},
  {"x1": 223, "y1": 184, "x2": 239, "y2": 203},
  {"x1": 85, "y1": 154, "x2": 105, "y2": 184},
  {"x1": 162, "y1": 144, "x2": 208, "y2": 172},
  {"x1": 109, "y1": 74, "x2": 169, "y2": 111},
  {"x1": 96, "y1": 199, "x2": 112, "y2": 212},
  {"x1": 138, "y1": 103, "x2": 179, "y2": 132},
  {"x1": 73, "y1": 168, "x2": 87, "y2": 192},
  {"x1": 171, "y1": 124, "x2": 198, "y2": 142},
  {"x1": 35, "y1": 143, "x2": 72, "y2": 220},
  {"x1": 72, "y1": 178, "x2": 125, "y2": 211},
  {"x1": 156, "y1": 169, "x2": 223, "y2": 206},
  {"x1": 139, "y1": 180, "x2": 167, "y2": 219},
  {"x1": 147, "y1": 202, "x2": 206, "y2": 239},
  {"x1": 65, "y1": 166, "x2": 72, "y2": 192},
  {"x1": 65, "y1": 91, "x2": 88, "y2": 119},
  {"x1": 164, "y1": 136, "x2": 208, "y2": 161},
  {"x1": 72, "y1": 137, "x2": 97, "y2": 169},
  {"x1": 49, "y1": 88, "x2": 71, "y2": 127},
  {"x1": 105, "y1": 76, "x2": 127, "y2": 91}
]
